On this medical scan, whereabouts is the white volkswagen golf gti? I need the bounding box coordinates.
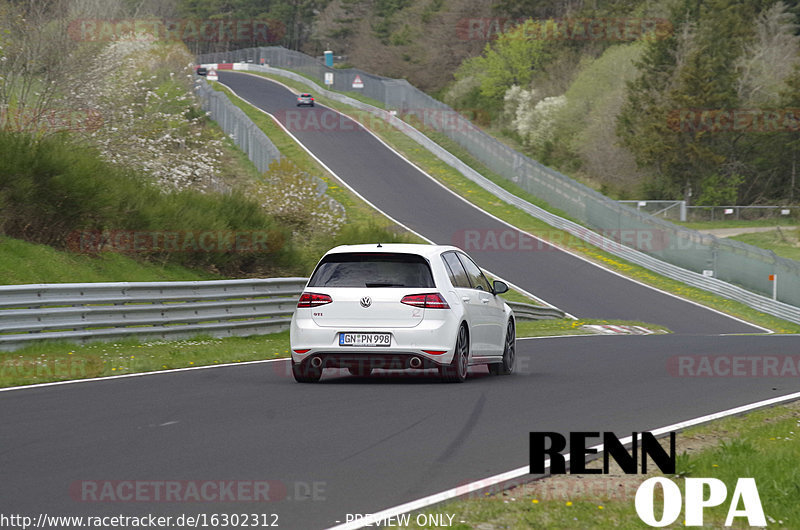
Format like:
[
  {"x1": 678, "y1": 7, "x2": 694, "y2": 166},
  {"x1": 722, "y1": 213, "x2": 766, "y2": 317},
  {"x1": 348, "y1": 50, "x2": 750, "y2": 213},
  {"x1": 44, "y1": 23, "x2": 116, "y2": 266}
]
[{"x1": 290, "y1": 244, "x2": 516, "y2": 383}]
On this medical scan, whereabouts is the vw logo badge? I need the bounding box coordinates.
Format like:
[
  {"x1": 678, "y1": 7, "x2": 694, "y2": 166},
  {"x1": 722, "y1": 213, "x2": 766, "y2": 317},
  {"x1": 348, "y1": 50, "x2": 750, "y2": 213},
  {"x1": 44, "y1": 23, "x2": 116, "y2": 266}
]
[{"x1": 360, "y1": 296, "x2": 372, "y2": 308}]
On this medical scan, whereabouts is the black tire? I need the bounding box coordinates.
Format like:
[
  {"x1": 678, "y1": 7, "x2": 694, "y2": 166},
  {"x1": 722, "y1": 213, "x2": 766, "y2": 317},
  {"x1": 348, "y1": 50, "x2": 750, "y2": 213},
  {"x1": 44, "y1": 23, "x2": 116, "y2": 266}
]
[
  {"x1": 292, "y1": 361, "x2": 322, "y2": 383},
  {"x1": 348, "y1": 365, "x2": 372, "y2": 377},
  {"x1": 441, "y1": 325, "x2": 469, "y2": 383},
  {"x1": 489, "y1": 319, "x2": 516, "y2": 375},
  {"x1": 310, "y1": 103, "x2": 315, "y2": 107}
]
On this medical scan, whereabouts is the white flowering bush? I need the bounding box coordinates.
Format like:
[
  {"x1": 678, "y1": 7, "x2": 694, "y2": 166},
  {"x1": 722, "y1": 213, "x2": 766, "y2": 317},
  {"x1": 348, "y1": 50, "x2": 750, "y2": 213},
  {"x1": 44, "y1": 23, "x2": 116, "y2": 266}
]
[
  {"x1": 257, "y1": 158, "x2": 344, "y2": 236},
  {"x1": 504, "y1": 85, "x2": 567, "y2": 152},
  {"x1": 70, "y1": 38, "x2": 225, "y2": 192}
]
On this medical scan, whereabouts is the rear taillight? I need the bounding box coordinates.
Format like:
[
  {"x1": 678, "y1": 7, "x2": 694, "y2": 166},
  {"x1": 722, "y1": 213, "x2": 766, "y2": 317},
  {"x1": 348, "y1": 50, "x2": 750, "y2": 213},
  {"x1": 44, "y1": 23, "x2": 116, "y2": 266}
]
[
  {"x1": 297, "y1": 292, "x2": 332, "y2": 308},
  {"x1": 400, "y1": 293, "x2": 450, "y2": 309}
]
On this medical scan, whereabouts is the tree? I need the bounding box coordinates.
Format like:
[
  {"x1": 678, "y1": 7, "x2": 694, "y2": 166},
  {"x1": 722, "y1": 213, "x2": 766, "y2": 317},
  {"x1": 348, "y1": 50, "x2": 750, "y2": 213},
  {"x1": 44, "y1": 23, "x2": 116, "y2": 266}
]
[
  {"x1": 617, "y1": 0, "x2": 775, "y2": 204},
  {"x1": 452, "y1": 19, "x2": 550, "y2": 112}
]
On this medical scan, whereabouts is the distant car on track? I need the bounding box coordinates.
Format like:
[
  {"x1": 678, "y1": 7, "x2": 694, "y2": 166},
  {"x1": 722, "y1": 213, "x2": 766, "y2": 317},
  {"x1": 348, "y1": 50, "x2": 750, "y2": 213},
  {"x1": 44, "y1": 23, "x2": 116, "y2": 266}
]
[
  {"x1": 290, "y1": 244, "x2": 516, "y2": 383},
  {"x1": 296, "y1": 93, "x2": 315, "y2": 107},
  {"x1": 196, "y1": 66, "x2": 208, "y2": 76}
]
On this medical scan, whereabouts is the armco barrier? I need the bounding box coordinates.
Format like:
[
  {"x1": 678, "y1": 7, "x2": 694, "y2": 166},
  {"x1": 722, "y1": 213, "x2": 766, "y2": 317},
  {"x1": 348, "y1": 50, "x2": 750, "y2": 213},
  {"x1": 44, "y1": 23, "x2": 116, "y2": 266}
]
[
  {"x1": 199, "y1": 53, "x2": 800, "y2": 325},
  {"x1": 506, "y1": 301, "x2": 564, "y2": 321},
  {"x1": 0, "y1": 278, "x2": 307, "y2": 351},
  {"x1": 0, "y1": 279, "x2": 551, "y2": 351}
]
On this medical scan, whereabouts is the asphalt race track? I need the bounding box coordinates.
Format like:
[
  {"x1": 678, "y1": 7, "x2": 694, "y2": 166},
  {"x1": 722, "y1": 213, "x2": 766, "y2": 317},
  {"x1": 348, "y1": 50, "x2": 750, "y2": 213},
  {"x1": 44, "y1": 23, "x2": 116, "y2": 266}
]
[
  {"x1": 3, "y1": 335, "x2": 800, "y2": 529},
  {"x1": 2, "y1": 72, "x2": 799, "y2": 530},
  {"x1": 216, "y1": 71, "x2": 759, "y2": 335}
]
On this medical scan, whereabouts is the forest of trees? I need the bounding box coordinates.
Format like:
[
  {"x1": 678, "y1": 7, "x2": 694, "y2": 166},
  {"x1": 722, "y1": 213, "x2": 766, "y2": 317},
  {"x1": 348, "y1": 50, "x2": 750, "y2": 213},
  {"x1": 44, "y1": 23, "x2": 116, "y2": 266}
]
[
  {"x1": 445, "y1": 0, "x2": 800, "y2": 205},
  {"x1": 3, "y1": 0, "x2": 800, "y2": 206}
]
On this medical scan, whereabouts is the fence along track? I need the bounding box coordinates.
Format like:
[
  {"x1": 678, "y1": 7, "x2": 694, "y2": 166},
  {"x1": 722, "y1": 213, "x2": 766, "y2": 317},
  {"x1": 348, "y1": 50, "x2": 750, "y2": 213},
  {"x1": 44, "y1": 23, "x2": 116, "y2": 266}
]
[
  {"x1": 197, "y1": 49, "x2": 800, "y2": 324},
  {"x1": 0, "y1": 279, "x2": 554, "y2": 351}
]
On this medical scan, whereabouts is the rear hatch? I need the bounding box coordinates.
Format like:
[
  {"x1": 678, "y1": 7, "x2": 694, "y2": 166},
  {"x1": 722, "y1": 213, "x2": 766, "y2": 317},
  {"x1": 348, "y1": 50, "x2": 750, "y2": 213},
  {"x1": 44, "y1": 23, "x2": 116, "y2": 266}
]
[
  {"x1": 310, "y1": 287, "x2": 423, "y2": 328},
  {"x1": 304, "y1": 252, "x2": 436, "y2": 329}
]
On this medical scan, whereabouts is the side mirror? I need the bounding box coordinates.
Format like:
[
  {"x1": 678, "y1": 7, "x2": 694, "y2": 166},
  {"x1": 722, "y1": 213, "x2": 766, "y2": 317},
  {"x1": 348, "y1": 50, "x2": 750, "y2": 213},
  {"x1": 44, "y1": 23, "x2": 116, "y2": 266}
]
[{"x1": 492, "y1": 280, "x2": 508, "y2": 295}]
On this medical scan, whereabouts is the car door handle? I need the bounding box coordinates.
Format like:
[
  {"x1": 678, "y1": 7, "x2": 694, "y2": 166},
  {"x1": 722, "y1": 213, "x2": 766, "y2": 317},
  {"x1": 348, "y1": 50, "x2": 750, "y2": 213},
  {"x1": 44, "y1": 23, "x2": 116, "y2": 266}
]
[
  {"x1": 462, "y1": 296, "x2": 470, "y2": 302},
  {"x1": 481, "y1": 298, "x2": 490, "y2": 304}
]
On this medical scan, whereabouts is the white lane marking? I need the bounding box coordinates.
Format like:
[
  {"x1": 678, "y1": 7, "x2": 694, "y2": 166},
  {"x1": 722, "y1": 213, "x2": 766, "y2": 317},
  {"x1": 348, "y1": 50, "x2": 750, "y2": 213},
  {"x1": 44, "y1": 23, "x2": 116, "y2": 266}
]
[
  {"x1": 224, "y1": 71, "x2": 771, "y2": 334},
  {"x1": 0, "y1": 358, "x2": 290, "y2": 393},
  {"x1": 326, "y1": 389, "x2": 800, "y2": 529},
  {"x1": 517, "y1": 334, "x2": 601, "y2": 340}
]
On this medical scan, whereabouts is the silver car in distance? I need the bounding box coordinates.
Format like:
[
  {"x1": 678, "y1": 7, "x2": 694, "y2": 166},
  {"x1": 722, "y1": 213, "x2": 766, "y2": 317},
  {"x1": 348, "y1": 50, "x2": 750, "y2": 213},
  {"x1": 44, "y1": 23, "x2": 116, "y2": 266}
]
[{"x1": 290, "y1": 244, "x2": 516, "y2": 383}]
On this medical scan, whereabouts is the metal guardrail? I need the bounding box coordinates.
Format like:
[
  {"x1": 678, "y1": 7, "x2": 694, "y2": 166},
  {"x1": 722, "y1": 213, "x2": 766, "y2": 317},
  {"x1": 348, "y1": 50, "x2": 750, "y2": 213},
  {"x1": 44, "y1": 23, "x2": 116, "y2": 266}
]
[
  {"x1": 0, "y1": 278, "x2": 555, "y2": 351},
  {"x1": 222, "y1": 62, "x2": 800, "y2": 326},
  {"x1": 506, "y1": 301, "x2": 565, "y2": 321},
  {"x1": 0, "y1": 278, "x2": 307, "y2": 351}
]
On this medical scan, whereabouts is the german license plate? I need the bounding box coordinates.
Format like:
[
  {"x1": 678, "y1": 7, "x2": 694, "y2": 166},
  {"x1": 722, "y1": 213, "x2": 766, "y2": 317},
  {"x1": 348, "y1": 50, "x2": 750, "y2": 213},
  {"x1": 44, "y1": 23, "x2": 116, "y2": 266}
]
[{"x1": 339, "y1": 332, "x2": 391, "y2": 347}]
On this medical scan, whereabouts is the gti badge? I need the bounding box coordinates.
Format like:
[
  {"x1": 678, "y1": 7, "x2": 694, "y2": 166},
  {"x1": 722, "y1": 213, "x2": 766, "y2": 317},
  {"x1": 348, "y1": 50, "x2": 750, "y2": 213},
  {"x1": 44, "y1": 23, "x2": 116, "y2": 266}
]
[{"x1": 360, "y1": 296, "x2": 372, "y2": 308}]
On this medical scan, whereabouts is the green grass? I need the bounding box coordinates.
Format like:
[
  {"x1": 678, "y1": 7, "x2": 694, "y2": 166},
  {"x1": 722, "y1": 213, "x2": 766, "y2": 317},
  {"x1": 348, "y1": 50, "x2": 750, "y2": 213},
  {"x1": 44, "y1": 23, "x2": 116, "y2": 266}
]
[
  {"x1": 238, "y1": 71, "x2": 800, "y2": 334},
  {"x1": 730, "y1": 229, "x2": 800, "y2": 262},
  {"x1": 0, "y1": 332, "x2": 291, "y2": 388},
  {"x1": 0, "y1": 236, "x2": 219, "y2": 284},
  {"x1": 678, "y1": 218, "x2": 799, "y2": 230},
  {"x1": 516, "y1": 319, "x2": 670, "y2": 337},
  {"x1": 0, "y1": 131, "x2": 298, "y2": 277},
  {"x1": 384, "y1": 400, "x2": 800, "y2": 529},
  {"x1": 0, "y1": 317, "x2": 672, "y2": 388}
]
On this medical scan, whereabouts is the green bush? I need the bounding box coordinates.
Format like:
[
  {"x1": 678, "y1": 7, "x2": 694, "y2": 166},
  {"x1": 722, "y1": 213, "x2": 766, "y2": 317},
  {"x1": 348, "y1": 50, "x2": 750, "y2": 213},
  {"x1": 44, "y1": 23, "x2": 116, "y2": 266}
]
[{"x1": 0, "y1": 131, "x2": 299, "y2": 276}]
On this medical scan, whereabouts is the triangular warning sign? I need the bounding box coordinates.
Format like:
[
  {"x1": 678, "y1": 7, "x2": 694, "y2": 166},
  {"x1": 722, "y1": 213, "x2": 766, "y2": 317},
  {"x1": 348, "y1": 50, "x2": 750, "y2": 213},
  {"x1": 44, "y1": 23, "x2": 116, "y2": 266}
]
[{"x1": 352, "y1": 74, "x2": 364, "y2": 88}]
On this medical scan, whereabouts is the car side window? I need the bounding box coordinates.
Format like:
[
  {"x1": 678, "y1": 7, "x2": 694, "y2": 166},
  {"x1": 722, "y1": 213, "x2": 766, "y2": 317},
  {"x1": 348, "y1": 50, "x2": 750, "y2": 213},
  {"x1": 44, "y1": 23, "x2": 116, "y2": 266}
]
[
  {"x1": 456, "y1": 253, "x2": 492, "y2": 292},
  {"x1": 442, "y1": 252, "x2": 472, "y2": 289}
]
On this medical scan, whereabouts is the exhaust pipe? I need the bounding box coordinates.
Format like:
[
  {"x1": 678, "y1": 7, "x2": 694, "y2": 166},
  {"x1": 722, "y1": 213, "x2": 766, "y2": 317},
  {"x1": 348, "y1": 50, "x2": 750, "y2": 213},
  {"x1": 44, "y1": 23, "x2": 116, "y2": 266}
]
[
  {"x1": 409, "y1": 356, "x2": 422, "y2": 369},
  {"x1": 310, "y1": 356, "x2": 323, "y2": 368}
]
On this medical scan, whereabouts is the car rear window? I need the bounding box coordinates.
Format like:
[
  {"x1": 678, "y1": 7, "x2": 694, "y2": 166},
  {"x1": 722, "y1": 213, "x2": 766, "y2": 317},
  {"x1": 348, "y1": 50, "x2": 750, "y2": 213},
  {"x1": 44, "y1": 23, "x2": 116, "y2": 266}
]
[{"x1": 308, "y1": 253, "x2": 435, "y2": 288}]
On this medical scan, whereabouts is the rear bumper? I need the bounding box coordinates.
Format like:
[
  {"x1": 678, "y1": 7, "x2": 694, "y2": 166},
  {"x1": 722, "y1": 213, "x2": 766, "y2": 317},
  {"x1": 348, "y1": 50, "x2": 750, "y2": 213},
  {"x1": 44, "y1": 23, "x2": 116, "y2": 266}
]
[
  {"x1": 297, "y1": 352, "x2": 444, "y2": 370},
  {"x1": 290, "y1": 316, "x2": 459, "y2": 366}
]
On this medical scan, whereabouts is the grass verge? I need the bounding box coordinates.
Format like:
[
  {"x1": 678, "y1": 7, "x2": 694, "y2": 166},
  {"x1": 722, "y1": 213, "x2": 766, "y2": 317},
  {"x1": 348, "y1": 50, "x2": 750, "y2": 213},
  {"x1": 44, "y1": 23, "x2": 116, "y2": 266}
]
[
  {"x1": 235, "y1": 72, "x2": 800, "y2": 334},
  {"x1": 678, "y1": 218, "x2": 799, "y2": 230},
  {"x1": 384, "y1": 399, "x2": 800, "y2": 529},
  {"x1": 0, "y1": 236, "x2": 219, "y2": 284},
  {"x1": 0, "y1": 332, "x2": 291, "y2": 388},
  {"x1": 0, "y1": 316, "x2": 667, "y2": 388},
  {"x1": 730, "y1": 229, "x2": 800, "y2": 262},
  {"x1": 516, "y1": 319, "x2": 670, "y2": 337}
]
